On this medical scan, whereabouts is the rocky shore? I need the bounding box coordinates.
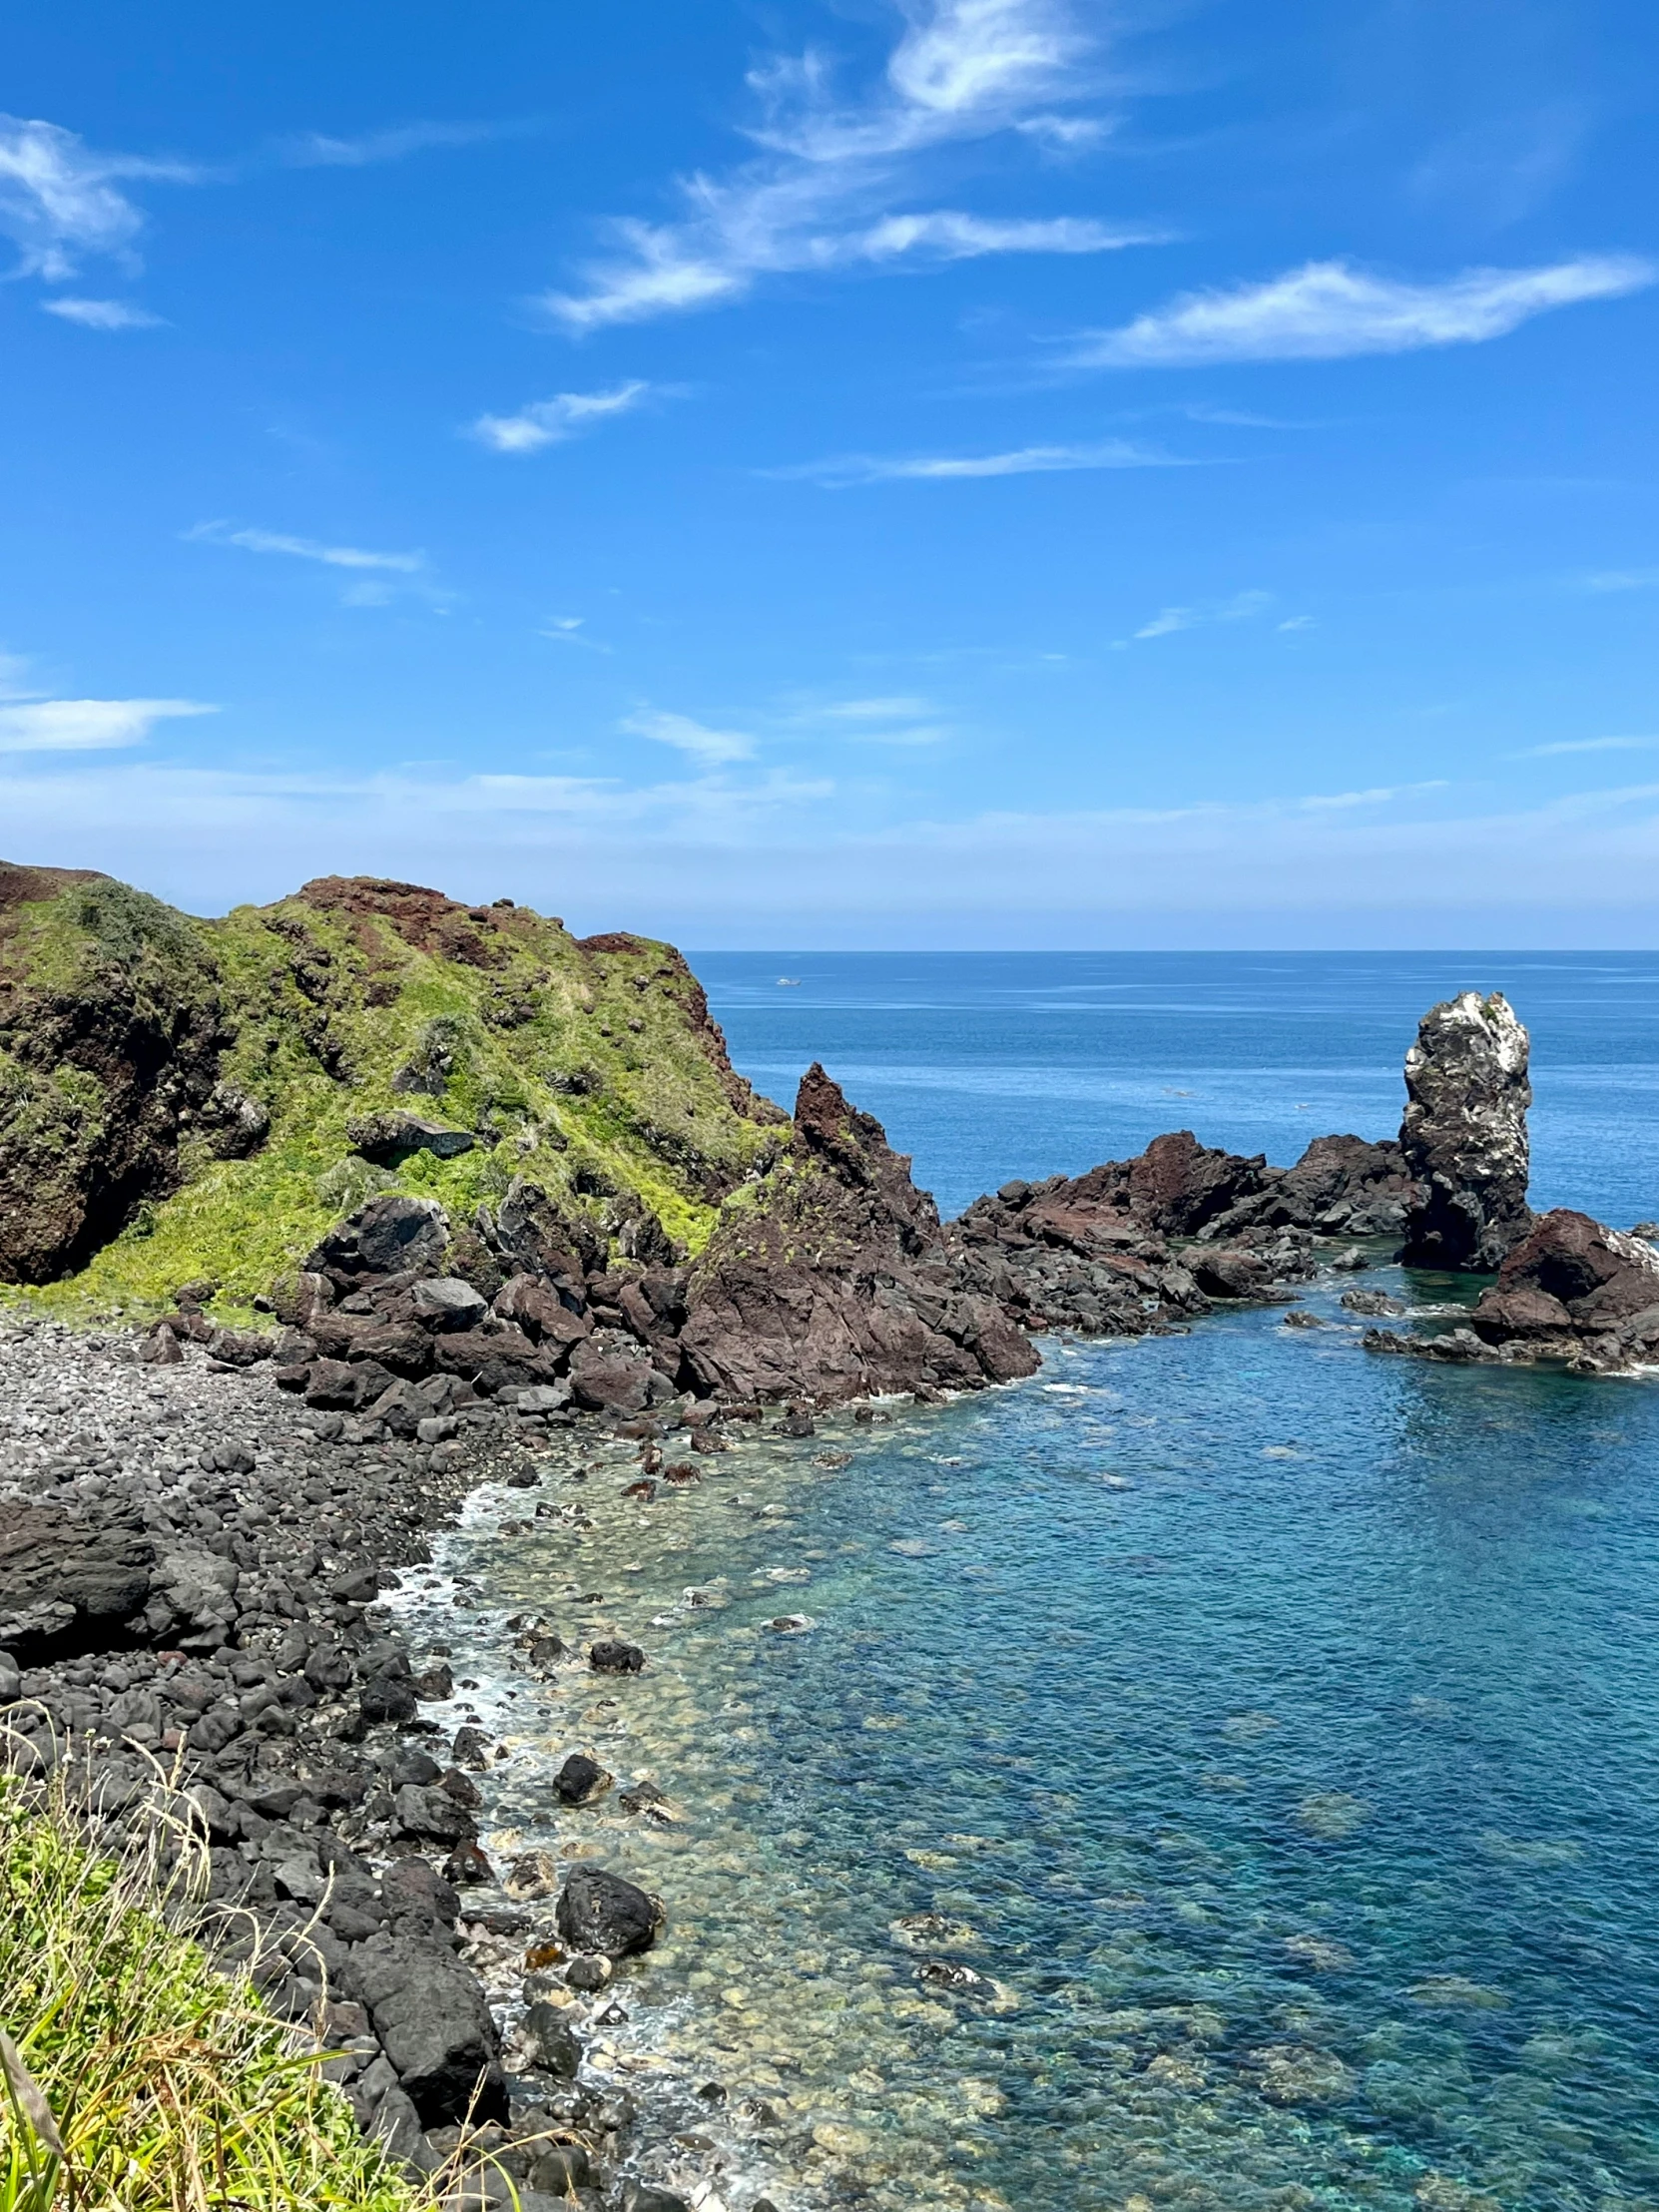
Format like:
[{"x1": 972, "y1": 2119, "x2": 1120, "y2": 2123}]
[
  {"x1": 7, "y1": 856, "x2": 1659, "y2": 2208},
  {"x1": 5, "y1": 1311, "x2": 813, "y2": 2212}
]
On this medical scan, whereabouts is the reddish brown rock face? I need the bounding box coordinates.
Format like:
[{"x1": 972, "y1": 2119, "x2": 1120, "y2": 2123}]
[
  {"x1": 1470, "y1": 1210, "x2": 1659, "y2": 1361},
  {"x1": 1126, "y1": 1130, "x2": 1272, "y2": 1236},
  {"x1": 680, "y1": 1064, "x2": 1040, "y2": 1404}
]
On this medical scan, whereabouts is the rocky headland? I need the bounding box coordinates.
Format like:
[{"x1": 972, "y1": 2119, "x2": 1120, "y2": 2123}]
[{"x1": 3, "y1": 863, "x2": 1656, "y2": 2207}]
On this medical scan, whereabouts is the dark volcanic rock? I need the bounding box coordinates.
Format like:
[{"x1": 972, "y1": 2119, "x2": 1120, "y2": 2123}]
[
  {"x1": 0, "y1": 1501, "x2": 153, "y2": 1656},
  {"x1": 554, "y1": 1751, "x2": 612, "y2": 1805},
  {"x1": 555, "y1": 1866, "x2": 662, "y2": 1958},
  {"x1": 1468, "y1": 1210, "x2": 1659, "y2": 1367},
  {"x1": 349, "y1": 1932, "x2": 508, "y2": 2125},
  {"x1": 1211, "y1": 1132, "x2": 1413, "y2": 1240},
  {"x1": 949, "y1": 1126, "x2": 1335, "y2": 1341},
  {"x1": 567, "y1": 1330, "x2": 667, "y2": 1413},
  {"x1": 1122, "y1": 1129, "x2": 1273, "y2": 1236},
  {"x1": 1399, "y1": 991, "x2": 1532, "y2": 1271},
  {"x1": 347, "y1": 1112, "x2": 475, "y2": 1163},
  {"x1": 309, "y1": 1194, "x2": 449, "y2": 1281},
  {"x1": 680, "y1": 1064, "x2": 1040, "y2": 1403}
]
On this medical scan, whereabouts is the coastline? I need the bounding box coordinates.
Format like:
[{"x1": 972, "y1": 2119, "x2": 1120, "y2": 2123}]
[
  {"x1": 0, "y1": 1301, "x2": 993, "y2": 2211},
  {"x1": 9, "y1": 1232, "x2": 1659, "y2": 2210},
  {"x1": 0, "y1": 1308, "x2": 650, "y2": 2204}
]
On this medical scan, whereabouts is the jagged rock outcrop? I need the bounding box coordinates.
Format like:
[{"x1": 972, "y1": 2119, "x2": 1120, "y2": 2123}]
[
  {"x1": 678, "y1": 1064, "x2": 1040, "y2": 1403},
  {"x1": 1399, "y1": 991, "x2": 1532, "y2": 1271},
  {"x1": 950, "y1": 1126, "x2": 1404, "y2": 1339},
  {"x1": 1201, "y1": 1132, "x2": 1414, "y2": 1241},
  {"x1": 1468, "y1": 1210, "x2": 1659, "y2": 1368},
  {"x1": 1366, "y1": 1210, "x2": 1659, "y2": 1372},
  {"x1": 249, "y1": 1080, "x2": 1044, "y2": 1415}
]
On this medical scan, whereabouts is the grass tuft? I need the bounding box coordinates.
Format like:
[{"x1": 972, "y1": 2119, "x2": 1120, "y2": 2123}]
[{"x1": 0, "y1": 1760, "x2": 426, "y2": 2212}]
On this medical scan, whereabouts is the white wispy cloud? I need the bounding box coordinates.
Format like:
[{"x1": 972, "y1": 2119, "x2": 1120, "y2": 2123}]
[
  {"x1": 41, "y1": 295, "x2": 163, "y2": 329},
  {"x1": 15, "y1": 761, "x2": 1659, "y2": 935},
  {"x1": 539, "y1": 616, "x2": 612, "y2": 654},
  {"x1": 1071, "y1": 255, "x2": 1655, "y2": 368},
  {"x1": 820, "y1": 696, "x2": 937, "y2": 721},
  {"x1": 540, "y1": 0, "x2": 1149, "y2": 331},
  {"x1": 469, "y1": 380, "x2": 652, "y2": 455},
  {"x1": 795, "y1": 695, "x2": 951, "y2": 745},
  {"x1": 1298, "y1": 781, "x2": 1448, "y2": 810},
  {"x1": 1118, "y1": 589, "x2": 1274, "y2": 645},
  {"x1": 1582, "y1": 568, "x2": 1659, "y2": 593},
  {"x1": 0, "y1": 114, "x2": 193, "y2": 284},
  {"x1": 621, "y1": 709, "x2": 757, "y2": 768},
  {"x1": 0, "y1": 698, "x2": 215, "y2": 754},
  {"x1": 777, "y1": 437, "x2": 1186, "y2": 486},
  {"x1": 0, "y1": 761, "x2": 837, "y2": 900},
  {"x1": 279, "y1": 121, "x2": 502, "y2": 168},
  {"x1": 850, "y1": 210, "x2": 1140, "y2": 260},
  {"x1": 189, "y1": 522, "x2": 426, "y2": 573},
  {"x1": 1518, "y1": 735, "x2": 1659, "y2": 757},
  {"x1": 1014, "y1": 114, "x2": 1111, "y2": 151}
]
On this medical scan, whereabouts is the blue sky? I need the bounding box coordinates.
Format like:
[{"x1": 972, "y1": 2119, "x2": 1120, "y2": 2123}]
[{"x1": 3, "y1": 0, "x2": 1657, "y2": 944}]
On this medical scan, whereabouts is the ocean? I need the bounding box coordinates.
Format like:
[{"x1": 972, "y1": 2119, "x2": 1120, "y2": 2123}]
[{"x1": 395, "y1": 952, "x2": 1659, "y2": 2212}]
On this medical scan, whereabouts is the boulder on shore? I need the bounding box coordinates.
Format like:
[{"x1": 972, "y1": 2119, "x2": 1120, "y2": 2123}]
[
  {"x1": 554, "y1": 1866, "x2": 662, "y2": 1958},
  {"x1": 0, "y1": 1501, "x2": 154, "y2": 1657},
  {"x1": 1399, "y1": 991, "x2": 1532, "y2": 1271}
]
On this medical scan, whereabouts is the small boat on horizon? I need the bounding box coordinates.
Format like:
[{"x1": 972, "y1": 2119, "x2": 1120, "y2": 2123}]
[{"x1": 777, "y1": 975, "x2": 803, "y2": 986}]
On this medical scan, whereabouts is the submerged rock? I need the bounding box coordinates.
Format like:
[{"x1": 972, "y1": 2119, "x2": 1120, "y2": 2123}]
[{"x1": 1399, "y1": 992, "x2": 1533, "y2": 1271}]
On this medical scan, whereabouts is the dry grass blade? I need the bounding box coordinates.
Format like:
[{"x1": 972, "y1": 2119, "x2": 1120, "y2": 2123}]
[
  {"x1": 0, "y1": 2032, "x2": 63, "y2": 2162},
  {"x1": 0, "y1": 1755, "x2": 436, "y2": 2212}
]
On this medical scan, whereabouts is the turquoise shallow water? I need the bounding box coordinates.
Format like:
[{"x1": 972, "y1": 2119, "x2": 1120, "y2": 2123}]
[{"x1": 407, "y1": 955, "x2": 1659, "y2": 2212}]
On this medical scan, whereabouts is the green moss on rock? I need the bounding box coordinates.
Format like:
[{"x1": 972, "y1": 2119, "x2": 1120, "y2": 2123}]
[{"x1": 0, "y1": 866, "x2": 787, "y2": 1315}]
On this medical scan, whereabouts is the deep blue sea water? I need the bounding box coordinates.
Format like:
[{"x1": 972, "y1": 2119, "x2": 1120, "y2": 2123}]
[
  {"x1": 408, "y1": 955, "x2": 1659, "y2": 2212},
  {"x1": 690, "y1": 951, "x2": 1659, "y2": 1225}
]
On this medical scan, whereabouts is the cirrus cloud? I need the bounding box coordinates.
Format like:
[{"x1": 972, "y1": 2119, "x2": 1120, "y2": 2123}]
[
  {"x1": 0, "y1": 697, "x2": 216, "y2": 754},
  {"x1": 621, "y1": 708, "x2": 757, "y2": 767},
  {"x1": 469, "y1": 380, "x2": 653, "y2": 455},
  {"x1": 1071, "y1": 255, "x2": 1655, "y2": 368},
  {"x1": 42, "y1": 294, "x2": 163, "y2": 329},
  {"x1": 540, "y1": 0, "x2": 1149, "y2": 332},
  {"x1": 187, "y1": 521, "x2": 426, "y2": 573},
  {"x1": 773, "y1": 437, "x2": 1189, "y2": 486}
]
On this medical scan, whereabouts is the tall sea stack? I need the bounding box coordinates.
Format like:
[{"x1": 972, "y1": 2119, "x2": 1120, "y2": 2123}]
[{"x1": 1399, "y1": 990, "x2": 1533, "y2": 1271}]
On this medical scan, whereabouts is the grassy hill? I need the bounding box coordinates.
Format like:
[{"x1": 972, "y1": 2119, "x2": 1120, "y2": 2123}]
[{"x1": 0, "y1": 864, "x2": 787, "y2": 1317}]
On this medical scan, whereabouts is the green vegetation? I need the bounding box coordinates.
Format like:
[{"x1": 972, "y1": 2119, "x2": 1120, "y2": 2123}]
[
  {"x1": 0, "y1": 870, "x2": 789, "y2": 1313},
  {"x1": 0, "y1": 1771, "x2": 421, "y2": 2212}
]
